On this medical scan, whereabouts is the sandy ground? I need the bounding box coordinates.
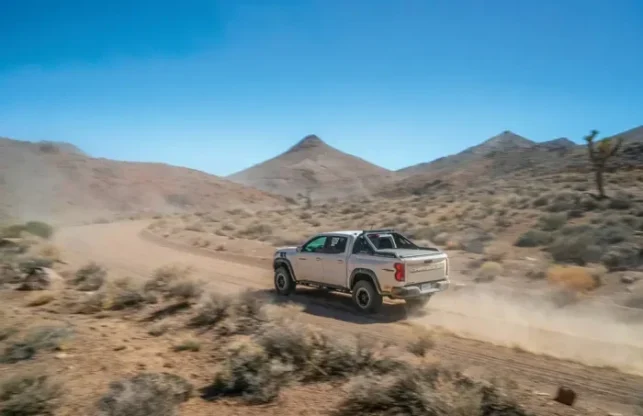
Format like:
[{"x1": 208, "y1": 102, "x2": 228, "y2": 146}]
[{"x1": 52, "y1": 221, "x2": 643, "y2": 415}]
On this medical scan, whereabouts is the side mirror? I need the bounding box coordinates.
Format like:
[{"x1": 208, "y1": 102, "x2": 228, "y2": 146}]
[{"x1": 296, "y1": 246, "x2": 302, "y2": 252}]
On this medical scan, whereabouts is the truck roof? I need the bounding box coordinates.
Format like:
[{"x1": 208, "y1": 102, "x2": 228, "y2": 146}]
[
  {"x1": 319, "y1": 230, "x2": 362, "y2": 237},
  {"x1": 318, "y1": 229, "x2": 397, "y2": 237}
]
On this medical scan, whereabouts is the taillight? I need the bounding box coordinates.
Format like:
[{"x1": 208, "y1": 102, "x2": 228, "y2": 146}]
[{"x1": 394, "y1": 263, "x2": 405, "y2": 282}]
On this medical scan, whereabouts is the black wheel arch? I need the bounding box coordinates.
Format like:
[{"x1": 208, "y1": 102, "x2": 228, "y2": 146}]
[
  {"x1": 349, "y1": 268, "x2": 382, "y2": 294},
  {"x1": 273, "y1": 258, "x2": 297, "y2": 282}
]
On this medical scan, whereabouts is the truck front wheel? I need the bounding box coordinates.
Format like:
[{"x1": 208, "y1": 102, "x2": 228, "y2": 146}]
[
  {"x1": 352, "y1": 280, "x2": 383, "y2": 314},
  {"x1": 274, "y1": 266, "x2": 296, "y2": 296}
]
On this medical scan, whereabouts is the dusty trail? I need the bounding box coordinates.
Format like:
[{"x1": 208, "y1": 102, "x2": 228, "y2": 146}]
[{"x1": 56, "y1": 221, "x2": 643, "y2": 413}]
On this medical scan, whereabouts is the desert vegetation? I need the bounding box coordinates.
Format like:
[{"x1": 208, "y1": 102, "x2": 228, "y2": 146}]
[{"x1": 2, "y1": 240, "x2": 610, "y2": 416}]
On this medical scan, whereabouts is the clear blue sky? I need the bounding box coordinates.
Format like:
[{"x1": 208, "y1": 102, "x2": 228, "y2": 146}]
[{"x1": 1, "y1": 0, "x2": 642, "y2": 175}]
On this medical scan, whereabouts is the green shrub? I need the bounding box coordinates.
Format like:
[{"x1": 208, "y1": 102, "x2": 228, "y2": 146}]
[
  {"x1": 538, "y1": 213, "x2": 568, "y2": 231},
  {"x1": 514, "y1": 230, "x2": 552, "y2": 247},
  {"x1": 23, "y1": 222, "x2": 54, "y2": 239}
]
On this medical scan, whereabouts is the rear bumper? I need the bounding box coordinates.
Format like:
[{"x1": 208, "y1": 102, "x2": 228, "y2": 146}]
[{"x1": 390, "y1": 279, "x2": 449, "y2": 299}]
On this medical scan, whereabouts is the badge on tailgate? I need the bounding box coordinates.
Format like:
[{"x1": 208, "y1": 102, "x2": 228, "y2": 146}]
[{"x1": 409, "y1": 260, "x2": 444, "y2": 273}]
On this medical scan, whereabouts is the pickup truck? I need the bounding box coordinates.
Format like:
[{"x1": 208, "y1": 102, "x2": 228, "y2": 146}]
[{"x1": 272, "y1": 229, "x2": 450, "y2": 313}]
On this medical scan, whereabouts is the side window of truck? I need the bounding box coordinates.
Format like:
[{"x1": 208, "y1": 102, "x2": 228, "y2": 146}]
[
  {"x1": 352, "y1": 236, "x2": 372, "y2": 254},
  {"x1": 303, "y1": 236, "x2": 327, "y2": 253}
]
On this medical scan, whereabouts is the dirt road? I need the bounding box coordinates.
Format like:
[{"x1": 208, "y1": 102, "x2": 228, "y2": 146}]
[{"x1": 56, "y1": 221, "x2": 643, "y2": 414}]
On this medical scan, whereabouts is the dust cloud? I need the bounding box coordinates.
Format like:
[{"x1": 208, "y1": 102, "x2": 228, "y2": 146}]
[{"x1": 415, "y1": 284, "x2": 643, "y2": 375}]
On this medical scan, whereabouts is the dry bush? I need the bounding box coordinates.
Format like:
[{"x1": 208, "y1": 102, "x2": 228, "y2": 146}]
[
  {"x1": 238, "y1": 224, "x2": 273, "y2": 240},
  {"x1": 514, "y1": 230, "x2": 552, "y2": 247},
  {"x1": 0, "y1": 327, "x2": 18, "y2": 342},
  {"x1": 547, "y1": 266, "x2": 600, "y2": 292},
  {"x1": 172, "y1": 339, "x2": 201, "y2": 352},
  {"x1": 25, "y1": 292, "x2": 56, "y2": 307},
  {"x1": 34, "y1": 244, "x2": 62, "y2": 263},
  {"x1": 1, "y1": 326, "x2": 72, "y2": 364},
  {"x1": 144, "y1": 264, "x2": 202, "y2": 301},
  {"x1": 476, "y1": 262, "x2": 503, "y2": 282},
  {"x1": 189, "y1": 291, "x2": 267, "y2": 335},
  {"x1": 96, "y1": 372, "x2": 192, "y2": 416},
  {"x1": 78, "y1": 278, "x2": 154, "y2": 314},
  {"x1": 547, "y1": 233, "x2": 602, "y2": 265},
  {"x1": 73, "y1": 262, "x2": 107, "y2": 291},
  {"x1": 538, "y1": 213, "x2": 568, "y2": 231},
  {"x1": 148, "y1": 322, "x2": 169, "y2": 337},
  {"x1": 0, "y1": 373, "x2": 62, "y2": 416},
  {"x1": 334, "y1": 366, "x2": 529, "y2": 416},
  {"x1": 407, "y1": 329, "x2": 436, "y2": 357},
  {"x1": 207, "y1": 318, "x2": 400, "y2": 404}
]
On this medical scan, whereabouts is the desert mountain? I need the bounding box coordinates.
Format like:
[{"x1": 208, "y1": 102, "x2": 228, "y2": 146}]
[
  {"x1": 380, "y1": 126, "x2": 642, "y2": 197},
  {"x1": 227, "y1": 135, "x2": 396, "y2": 200},
  {"x1": 0, "y1": 137, "x2": 286, "y2": 225},
  {"x1": 398, "y1": 131, "x2": 536, "y2": 177}
]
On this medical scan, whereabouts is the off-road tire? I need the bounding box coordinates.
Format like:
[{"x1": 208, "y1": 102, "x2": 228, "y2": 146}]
[
  {"x1": 405, "y1": 295, "x2": 431, "y2": 313},
  {"x1": 274, "y1": 266, "x2": 296, "y2": 296},
  {"x1": 352, "y1": 280, "x2": 383, "y2": 314}
]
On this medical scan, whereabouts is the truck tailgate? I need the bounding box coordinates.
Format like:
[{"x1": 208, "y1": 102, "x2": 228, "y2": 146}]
[{"x1": 403, "y1": 253, "x2": 448, "y2": 285}]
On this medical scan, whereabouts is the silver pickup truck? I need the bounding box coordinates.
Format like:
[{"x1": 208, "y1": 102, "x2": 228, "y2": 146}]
[{"x1": 272, "y1": 229, "x2": 450, "y2": 313}]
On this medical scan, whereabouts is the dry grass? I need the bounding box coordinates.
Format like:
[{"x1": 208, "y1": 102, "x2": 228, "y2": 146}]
[
  {"x1": 25, "y1": 292, "x2": 56, "y2": 307},
  {"x1": 546, "y1": 266, "x2": 600, "y2": 292},
  {"x1": 0, "y1": 373, "x2": 62, "y2": 416},
  {"x1": 95, "y1": 373, "x2": 193, "y2": 416},
  {"x1": 0, "y1": 326, "x2": 72, "y2": 364},
  {"x1": 476, "y1": 261, "x2": 503, "y2": 282},
  {"x1": 73, "y1": 262, "x2": 107, "y2": 291}
]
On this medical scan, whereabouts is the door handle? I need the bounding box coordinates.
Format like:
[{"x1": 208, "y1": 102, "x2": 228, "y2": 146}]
[
  {"x1": 316, "y1": 257, "x2": 322, "y2": 261},
  {"x1": 337, "y1": 260, "x2": 344, "y2": 263},
  {"x1": 299, "y1": 258, "x2": 307, "y2": 260}
]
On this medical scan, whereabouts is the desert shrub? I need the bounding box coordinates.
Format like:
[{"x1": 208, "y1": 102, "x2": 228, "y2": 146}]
[
  {"x1": 0, "y1": 224, "x2": 27, "y2": 238},
  {"x1": 25, "y1": 292, "x2": 56, "y2": 307},
  {"x1": 0, "y1": 327, "x2": 18, "y2": 342},
  {"x1": 145, "y1": 264, "x2": 202, "y2": 301},
  {"x1": 238, "y1": 224, "x2": 273, "y2": 239},
  {"x1": 0, "y1": 374, "x2": 62, "y2": 416},
  {"x1": 476, "y1": 262, "x2": 503, "y2": 282},
  {"x1": 609, "y1": 193, "x2": 632, "y2": 210},
  {"x1": 532, "y1": 195, "x2": 549, "y2": 208},
  {"x1": 148, "y1": 322, "x2": 169, "y2": 337},
  {"x1": 514, "y1": 230, "x2": 552, "y2": 247},
  {"x1": 335, "y1": 366, "x2": 529, "y2": 416},
  {"x1": 73, "y1": 262, "x2": 107, "y2": 291},
  {"x1": 547, "y1": 233, "x2": 602, "y2": 265},
  {"x1": 407, "y1": 331, "x2": 435, "y2": 357},
  {"x1": 542, "y1": 192, "x2": 579, "y2": 213},
  {"x1": 23, "y1": 222, "x2": 54, "y2": 239},
  {"x1": 172, "y1": 339, "x2": 200, "y2": 352},
  {"x1": 547, "y1": 266, "x2": 600, "y2": 292},
  {"x1": 1, "y1": 326, "x2": 72, "y2": 364},
  {"x1": 96, "y1": 373, "x2": 192, "y2": 416},
  {"x1": 207, "y1": 318, "x2": 401, "y2": 404},
  {"x1": 601, "y1": 243, "x2": 641, "y2": 271},
  {"x1": 189, "y1": 291, "x2": 266, "y2": 335},
  {"x1": 538, "y1": 213, "x2": 568, "y2": 231},
  {"x1": 78, "y1": 278, "x2": 154, "y2": 314}
]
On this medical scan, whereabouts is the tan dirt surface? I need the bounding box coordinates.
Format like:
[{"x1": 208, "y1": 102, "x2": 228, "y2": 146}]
[{"x1": 54, "y1": 221, "x2": 643, "y2": 415}]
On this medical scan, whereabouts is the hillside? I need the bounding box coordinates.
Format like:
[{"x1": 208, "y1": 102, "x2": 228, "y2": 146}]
[
  {"x1": 381, "y1": 127, "x2": 642, "y2": 197},
  {"x1": 227, "y1": 135, "x2": 397, "y2": 200},
  {"x1": 0, "y1": 137, "x2": 286, "y2": 225}
]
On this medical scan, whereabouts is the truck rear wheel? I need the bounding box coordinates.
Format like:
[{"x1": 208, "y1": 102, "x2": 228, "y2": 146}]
[
  {"x1": 352, "y1": 280, "x2": 383, "y2": 314},
  {"x1": 274, "y1": 266, "x2": 296, "y2": 296}
]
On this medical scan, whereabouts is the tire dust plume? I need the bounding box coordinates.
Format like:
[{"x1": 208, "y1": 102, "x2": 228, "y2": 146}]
[{"x1": 413, "y1": 284, "x2": 643, "y2": 375}]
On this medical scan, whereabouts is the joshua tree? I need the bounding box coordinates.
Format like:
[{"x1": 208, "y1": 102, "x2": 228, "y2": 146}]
[{"x1": 584, "y1": 129, "x2": 623, "y2": 199}]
